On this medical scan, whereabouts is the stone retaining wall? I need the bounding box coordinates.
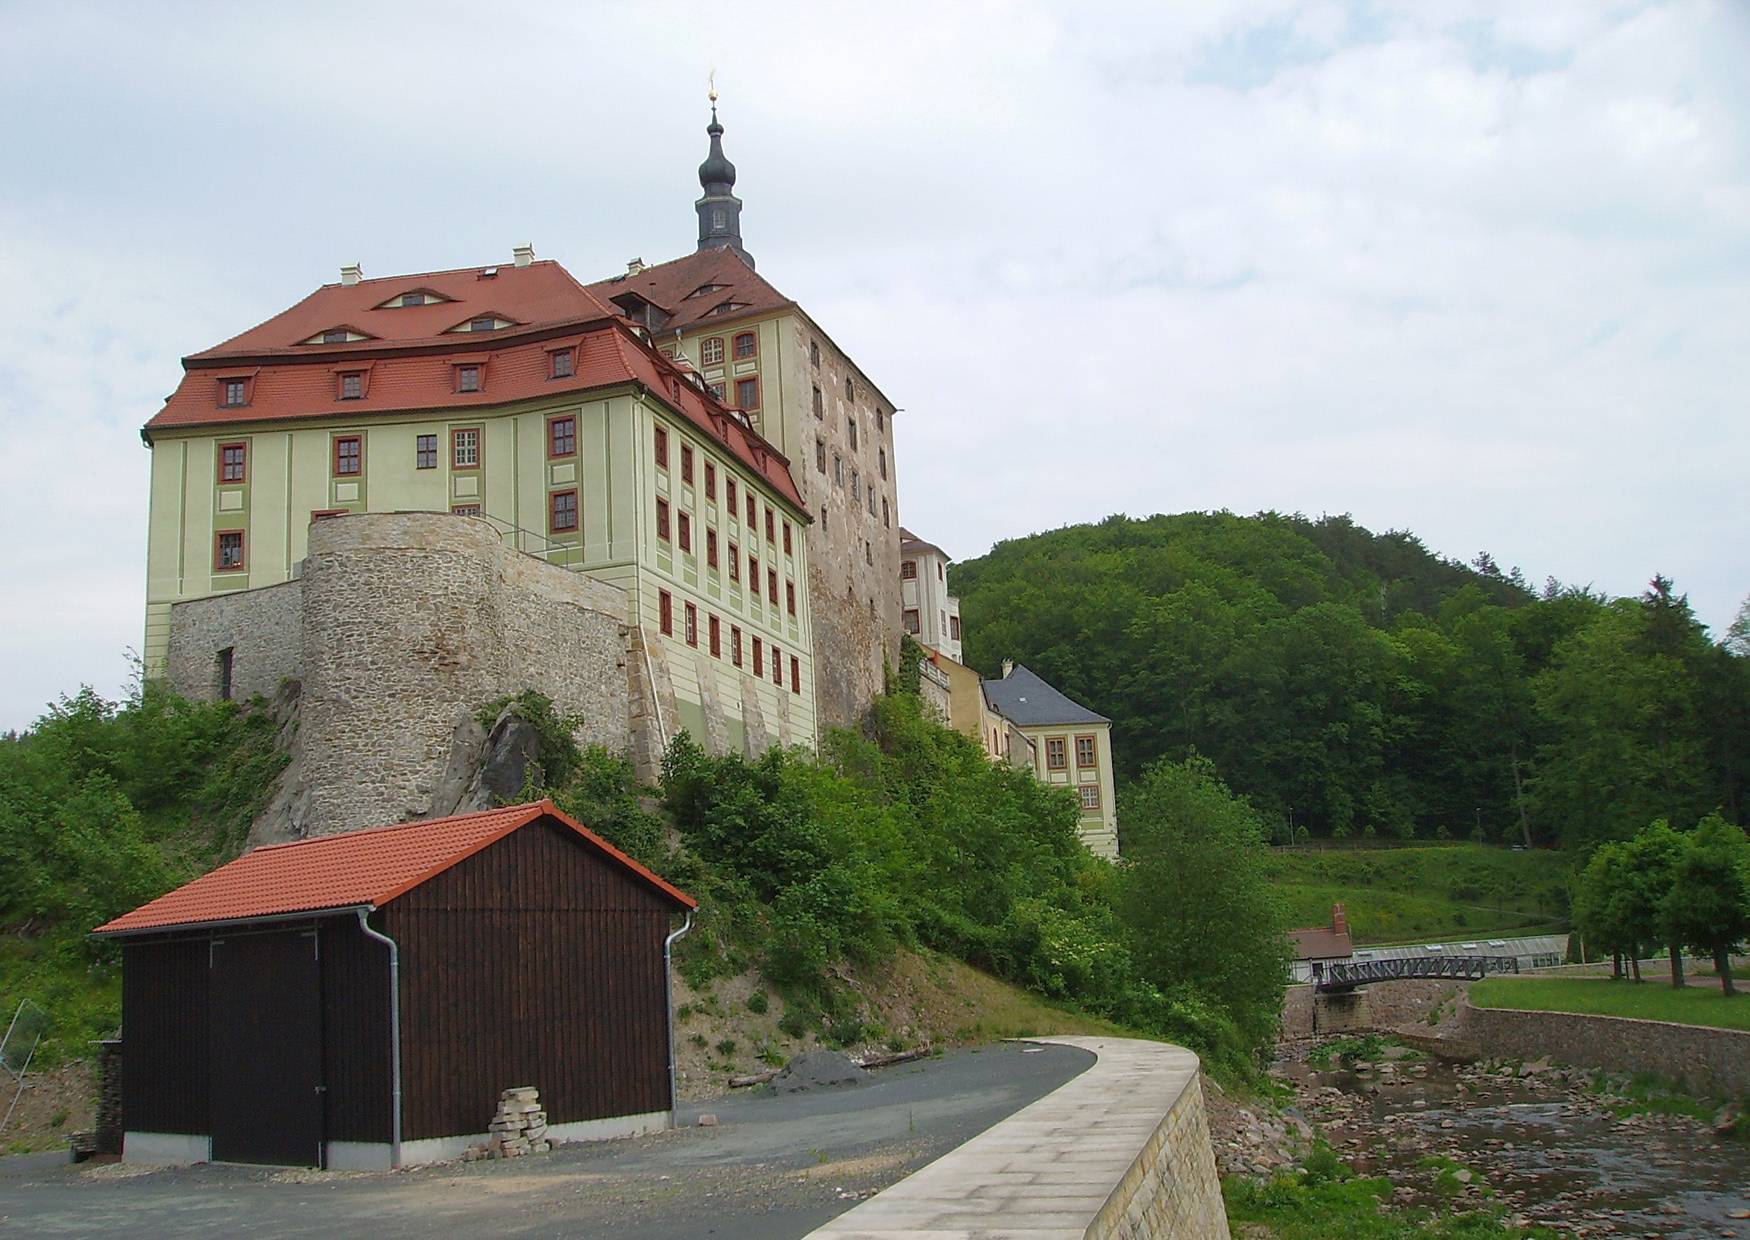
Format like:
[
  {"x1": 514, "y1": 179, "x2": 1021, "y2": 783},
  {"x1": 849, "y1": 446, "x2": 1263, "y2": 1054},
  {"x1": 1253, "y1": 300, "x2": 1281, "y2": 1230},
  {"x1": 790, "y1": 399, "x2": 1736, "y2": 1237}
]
[
  {"x1": 1457, "y1": 994, "x2": 1750, "y2": 1099},
  {"x1": 1281, "y1": 978, "x2": 1465, "y2": 1039},
  {"x1": 807, "y1": 1036, "x2": 1228, "y2": 1240},
  {"x1": 165, "y1": 579, "x2": 303, "y2": 704}
]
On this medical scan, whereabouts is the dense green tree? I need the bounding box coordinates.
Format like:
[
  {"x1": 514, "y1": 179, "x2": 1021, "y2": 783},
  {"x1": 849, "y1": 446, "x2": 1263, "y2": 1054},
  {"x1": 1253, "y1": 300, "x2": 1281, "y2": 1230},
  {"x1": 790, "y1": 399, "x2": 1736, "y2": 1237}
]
[
  {"x1": 1571, "y1": 841, "x2": 1640, "y2": 978},
  {"x1": 1660, "y1": 814, "x2": 1750, "y2": 995},
  {"x1": 1623, "y1": 822, "x2": 1693, "y2": 987},
  {"x1": 1117, "y1": 755, "x2": 1292, "y2": 1051}
]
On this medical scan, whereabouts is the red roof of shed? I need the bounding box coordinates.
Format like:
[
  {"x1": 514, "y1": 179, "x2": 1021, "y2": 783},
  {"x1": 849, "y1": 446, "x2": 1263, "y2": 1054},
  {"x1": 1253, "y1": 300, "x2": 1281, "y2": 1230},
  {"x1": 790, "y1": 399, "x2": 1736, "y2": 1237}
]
[{"x1": 93, "y1": 800, "x2": 695, "y2": 936}]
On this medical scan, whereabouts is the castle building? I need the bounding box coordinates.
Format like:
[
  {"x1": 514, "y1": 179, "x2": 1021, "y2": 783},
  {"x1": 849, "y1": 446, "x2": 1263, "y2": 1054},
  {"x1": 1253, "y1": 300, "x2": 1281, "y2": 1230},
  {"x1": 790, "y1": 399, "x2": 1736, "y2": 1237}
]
[
  {"x1": 899, "y1": 528, "x2": 962, "y2": 663},
  {"x1": 982, "y1": 662, "x2": 1120, "y2": 859},
  {"x1": 585, "y1": 104, "x2": 902, "y2": 732}
]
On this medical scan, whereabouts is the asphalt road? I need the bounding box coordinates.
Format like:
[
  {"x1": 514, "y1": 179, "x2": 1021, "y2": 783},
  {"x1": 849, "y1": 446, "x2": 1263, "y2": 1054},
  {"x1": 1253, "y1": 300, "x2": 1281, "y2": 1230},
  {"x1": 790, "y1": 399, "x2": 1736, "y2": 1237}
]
[{"x1": 0, "y1": 1041, "x2": 1093, "y2": 1240}]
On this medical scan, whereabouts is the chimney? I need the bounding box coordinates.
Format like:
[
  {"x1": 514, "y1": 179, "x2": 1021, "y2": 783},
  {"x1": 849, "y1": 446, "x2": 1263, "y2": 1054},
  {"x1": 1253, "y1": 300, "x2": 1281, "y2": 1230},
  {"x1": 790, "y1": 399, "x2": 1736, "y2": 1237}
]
[
  {"x1": 627, "y1": 257, "x2": 646, "y2": 276},
  {"x1": 1001, "y1": 659, "x2": 1014, "y2": 678},
  {"x1": 1331, "y1": 903, "x2": 1348, "y2": 936},
  {"x1": 340, "y1": 263, "x2": 363, "y2": 286},
  {"x1": 513, "y1": 244, "x2": 535, "y2": 268}
]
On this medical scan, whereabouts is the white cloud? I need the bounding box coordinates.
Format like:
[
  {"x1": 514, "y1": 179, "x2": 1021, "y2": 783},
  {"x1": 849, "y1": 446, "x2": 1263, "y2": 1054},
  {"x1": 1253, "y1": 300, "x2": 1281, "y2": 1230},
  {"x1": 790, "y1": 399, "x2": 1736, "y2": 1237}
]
[{"x1": 0, "y1": 0, "x2": 1746, "y2": 728}]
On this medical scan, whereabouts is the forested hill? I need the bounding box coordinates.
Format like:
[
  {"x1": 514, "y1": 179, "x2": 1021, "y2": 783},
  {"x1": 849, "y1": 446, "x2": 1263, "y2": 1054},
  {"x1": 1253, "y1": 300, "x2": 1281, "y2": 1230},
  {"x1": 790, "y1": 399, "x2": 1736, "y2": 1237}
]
[{"x1": 955, "y1": 512, "x2": 1748, "y2": 848}]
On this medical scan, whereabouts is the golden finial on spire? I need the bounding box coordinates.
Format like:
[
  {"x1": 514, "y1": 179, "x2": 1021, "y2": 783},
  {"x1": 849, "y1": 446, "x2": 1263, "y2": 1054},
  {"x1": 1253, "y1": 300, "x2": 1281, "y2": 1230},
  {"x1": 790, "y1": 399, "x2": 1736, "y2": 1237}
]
[{"x1": 708, "y1": 69, "x2": 718, "y2": 105}]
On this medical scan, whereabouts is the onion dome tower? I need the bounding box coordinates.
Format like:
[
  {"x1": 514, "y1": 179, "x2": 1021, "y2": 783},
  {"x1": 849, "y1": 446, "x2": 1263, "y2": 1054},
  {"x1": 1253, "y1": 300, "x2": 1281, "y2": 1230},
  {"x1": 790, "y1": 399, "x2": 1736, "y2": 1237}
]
[{"x1": 695, "y1": 85, "x2": 753, "y2": 269}]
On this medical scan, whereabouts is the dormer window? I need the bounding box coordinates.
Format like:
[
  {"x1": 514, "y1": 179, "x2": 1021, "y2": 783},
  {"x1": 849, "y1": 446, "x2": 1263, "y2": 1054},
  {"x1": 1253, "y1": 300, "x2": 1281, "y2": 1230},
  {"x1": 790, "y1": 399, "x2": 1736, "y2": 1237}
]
[
  {"x1": 339, "y1": 372, "x2": 364, "y2": 400},
  {"x1": 549, "y1": 348, "x2": 575, "y2": 379},
  {"x1": 446, "y1": 315, "x2": 516, "y2": 334},
  {"x1": 686, "y1": 283, "x2": 728, "y2": 299},
  {"x1": 301, "y1": 326, "x2": 371, "y2": 345},
  {"x1": 220, "y1": 378, "x2": 249, "y2": 408},
  {"x1": 374, "y1": 288, "x2": 451, "y2": 309},
  {"x1": 704, "y1": 301, "x2": 751, "y2": 318},
  {"x1": 456, "y1": 364, "x2": 481, "y2": 393}
]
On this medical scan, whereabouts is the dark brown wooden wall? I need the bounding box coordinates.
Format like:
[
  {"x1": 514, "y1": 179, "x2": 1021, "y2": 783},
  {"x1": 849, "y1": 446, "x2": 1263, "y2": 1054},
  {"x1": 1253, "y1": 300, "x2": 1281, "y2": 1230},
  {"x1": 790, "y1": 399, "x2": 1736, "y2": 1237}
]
[
  {"x1": 385, "y1": 820, "x2": 679, "y2": 1142},
  {"x1": 319, "y1": 917, "x2": 392, "y2": 1144},
  {"x1": 121, "y1": 938, "x2": 210, "y2": 1135}
]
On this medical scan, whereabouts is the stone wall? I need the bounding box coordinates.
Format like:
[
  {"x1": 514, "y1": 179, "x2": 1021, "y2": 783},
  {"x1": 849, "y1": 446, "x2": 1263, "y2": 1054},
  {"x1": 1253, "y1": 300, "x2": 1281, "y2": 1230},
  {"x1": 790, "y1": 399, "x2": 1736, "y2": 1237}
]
[
  {"x1": 1086, "y1": 1067, "x2": 1229, "y2": 1240},
  {"x1": 1281, "y1": 979, "x2": 1466, "y2": 1039},
  {"x1": 1458, "y1": 995, "x2": 1750, "y2": 1098},
  {"x1": 165, "y1": 579, "x2": 303, "y2": 704},
  {"x1": 297, "y1": 514, "x2": 628, "y2": 836}
]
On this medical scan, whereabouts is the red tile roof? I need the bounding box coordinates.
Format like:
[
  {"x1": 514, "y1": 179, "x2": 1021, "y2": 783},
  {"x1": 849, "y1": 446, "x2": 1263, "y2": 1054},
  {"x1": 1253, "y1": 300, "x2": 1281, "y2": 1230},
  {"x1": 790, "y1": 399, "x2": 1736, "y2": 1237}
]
[
  {"x1": 145, "y1": 260, "x2": 808, "y2": 515},
  {"x1": 1288, "y1": 926, "x2": 1355, "y2": 961},
  {"x1": 93, "y1": 800, "x2": 695, "y2": 937},
  {"x1": 585, "y1": 249, "x2": 793, "y2": 335}
]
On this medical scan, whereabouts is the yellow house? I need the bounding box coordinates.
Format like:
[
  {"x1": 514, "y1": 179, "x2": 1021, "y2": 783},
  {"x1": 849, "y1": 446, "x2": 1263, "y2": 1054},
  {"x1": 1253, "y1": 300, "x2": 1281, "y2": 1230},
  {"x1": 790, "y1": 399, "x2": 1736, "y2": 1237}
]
[{"x1": 982, "y1": 663, "x2": 1120, "y2": 859}]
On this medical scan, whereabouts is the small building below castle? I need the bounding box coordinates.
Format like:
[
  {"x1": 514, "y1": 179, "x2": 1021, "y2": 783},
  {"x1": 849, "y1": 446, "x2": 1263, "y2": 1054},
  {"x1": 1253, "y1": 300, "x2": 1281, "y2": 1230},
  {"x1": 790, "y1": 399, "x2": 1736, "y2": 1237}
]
[{"x1": 982, "y1": 663, "x2": 1120, "y2": 859}]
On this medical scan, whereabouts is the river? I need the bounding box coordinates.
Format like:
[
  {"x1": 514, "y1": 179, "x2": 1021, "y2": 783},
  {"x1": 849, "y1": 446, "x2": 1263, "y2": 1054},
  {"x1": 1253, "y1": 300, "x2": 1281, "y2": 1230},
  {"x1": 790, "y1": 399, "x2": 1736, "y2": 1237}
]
[{"x1": 1272, "y1": 1048, "x2": 1750, "y2": 1238}]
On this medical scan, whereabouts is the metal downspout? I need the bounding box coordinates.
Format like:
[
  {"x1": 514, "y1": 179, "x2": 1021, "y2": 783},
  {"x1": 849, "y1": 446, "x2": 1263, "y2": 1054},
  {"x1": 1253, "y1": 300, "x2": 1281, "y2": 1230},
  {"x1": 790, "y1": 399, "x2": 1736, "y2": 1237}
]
[
  {"x1": 663, "y1": 911, "x2": 694, "y2": 1128},
  {"x1": 355, "y1": 908, "x2": 403, "y2": 1170}
]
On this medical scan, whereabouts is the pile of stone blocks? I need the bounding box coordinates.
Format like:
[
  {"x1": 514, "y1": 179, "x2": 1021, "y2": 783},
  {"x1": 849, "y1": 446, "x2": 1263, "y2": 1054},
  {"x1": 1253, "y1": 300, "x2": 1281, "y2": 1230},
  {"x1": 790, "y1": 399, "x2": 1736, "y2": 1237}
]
[{"x1": 487, "y1": 1086, "x2": 549, "y2": 1157}]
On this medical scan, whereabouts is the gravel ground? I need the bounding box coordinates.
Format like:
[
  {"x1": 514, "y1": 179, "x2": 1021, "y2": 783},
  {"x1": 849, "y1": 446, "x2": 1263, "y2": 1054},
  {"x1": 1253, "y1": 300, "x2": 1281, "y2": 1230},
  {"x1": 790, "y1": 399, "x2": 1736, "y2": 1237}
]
[{"x1": 0, "y1": 1041, "x2": 1092, "y2": 1240}]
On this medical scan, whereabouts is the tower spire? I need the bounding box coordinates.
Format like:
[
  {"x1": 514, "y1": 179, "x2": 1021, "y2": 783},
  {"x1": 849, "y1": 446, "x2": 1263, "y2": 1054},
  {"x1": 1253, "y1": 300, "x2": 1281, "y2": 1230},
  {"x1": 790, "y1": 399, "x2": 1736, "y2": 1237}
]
[{"x1": 695, "y1": 80, "x2": 752, "y2": 269}]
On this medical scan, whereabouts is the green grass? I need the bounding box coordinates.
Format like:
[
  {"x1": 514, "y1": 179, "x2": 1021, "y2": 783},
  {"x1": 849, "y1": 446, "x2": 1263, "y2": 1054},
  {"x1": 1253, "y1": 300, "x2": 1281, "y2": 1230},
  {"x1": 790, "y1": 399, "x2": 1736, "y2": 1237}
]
[
  {"x1": 1224, "y1": 1170, "x2": 1551, "y2": 1238},
  {"x1": 1470, "y1": 971, "x2": 1750, "y2": 1031},
  {"x1": 1270, "y1": 845, "x2": 1572, "y2": 944}
]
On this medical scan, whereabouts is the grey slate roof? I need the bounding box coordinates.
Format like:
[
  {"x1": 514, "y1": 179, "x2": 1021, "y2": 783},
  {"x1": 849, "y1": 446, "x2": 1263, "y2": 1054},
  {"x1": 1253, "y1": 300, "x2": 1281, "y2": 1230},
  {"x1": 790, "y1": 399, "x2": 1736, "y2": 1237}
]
[{"x1": 981, "y1": 664, "x2": 1110, "y2": 726}]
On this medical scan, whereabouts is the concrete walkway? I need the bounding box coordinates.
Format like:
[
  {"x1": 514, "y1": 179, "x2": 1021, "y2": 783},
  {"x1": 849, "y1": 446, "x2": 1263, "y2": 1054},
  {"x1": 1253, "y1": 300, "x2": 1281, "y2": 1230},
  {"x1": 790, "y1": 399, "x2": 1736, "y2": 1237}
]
[{"x1": 805, "y1": 1036, "x2": 1225, "y2": 1240}]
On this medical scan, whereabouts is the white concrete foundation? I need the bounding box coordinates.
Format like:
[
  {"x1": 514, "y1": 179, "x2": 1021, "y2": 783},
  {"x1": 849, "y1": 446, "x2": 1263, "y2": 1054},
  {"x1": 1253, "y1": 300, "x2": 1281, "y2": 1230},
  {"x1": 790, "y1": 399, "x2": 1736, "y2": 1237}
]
[{"x1": 123, "y1": 1131, "x2": 211, "y2": 1164}]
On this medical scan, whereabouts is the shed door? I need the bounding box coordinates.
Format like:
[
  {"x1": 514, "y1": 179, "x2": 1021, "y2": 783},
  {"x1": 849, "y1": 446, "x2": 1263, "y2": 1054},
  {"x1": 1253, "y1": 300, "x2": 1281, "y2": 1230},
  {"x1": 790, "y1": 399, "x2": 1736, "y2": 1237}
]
[{"x1": 209, "y1": 929, "x2": 323, "y2": 1166}]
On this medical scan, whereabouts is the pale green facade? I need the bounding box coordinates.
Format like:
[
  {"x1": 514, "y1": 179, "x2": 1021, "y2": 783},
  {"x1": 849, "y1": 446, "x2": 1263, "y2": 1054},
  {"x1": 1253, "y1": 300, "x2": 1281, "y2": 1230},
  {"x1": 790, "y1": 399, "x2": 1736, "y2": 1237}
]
[
  {"x1": 144, "y1": 384, "x2": 816, "y2": 749},
  {"x1": 1018, "y1": 721, "x2": 1120, "y2": 859}
]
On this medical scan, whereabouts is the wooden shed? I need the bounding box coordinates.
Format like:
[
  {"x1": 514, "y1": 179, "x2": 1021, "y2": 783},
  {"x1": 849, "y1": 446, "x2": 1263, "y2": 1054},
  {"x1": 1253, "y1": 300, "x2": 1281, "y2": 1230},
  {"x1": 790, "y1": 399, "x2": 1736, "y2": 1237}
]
[{"x1": 93, "y1": 800, "x2": 695, "y2": 1169}]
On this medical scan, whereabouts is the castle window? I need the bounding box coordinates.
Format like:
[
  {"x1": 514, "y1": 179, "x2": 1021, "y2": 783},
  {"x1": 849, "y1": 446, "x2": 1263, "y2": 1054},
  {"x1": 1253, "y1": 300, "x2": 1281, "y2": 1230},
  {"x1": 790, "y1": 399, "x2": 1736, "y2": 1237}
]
[
  {"x1": 681, "y1": 444, "x2": 694, "y2": 484},
  {"x1": 215, "y1": 647, "x2": 234, "y2": 701},
  {"x1": 685, "y1": 603, "x2": 698, "y2": 647},
  {"x1": 810, "y1": 340, "x2": 820, "y2": 368},
  {"x1": 903, "y1": 609, "x2": 920, "y2": 634},
  {"x1": 733, "y1": 331, "x2": 757, "y2": 360},
  {"x1": 451, "y1": 504, "x2": 481, "y2": 517},
  {"x1": 323, "y1": 328, "x2": 350, "y2": 344},
  {"x1": 901, "y1": 560, "x2": 916, "y2": 580},
  {"x1": 678, "y1": 511, "x2": 692, "y2": 553},
  {"x1": 549, "y1": 415, "x2": 576, "y2": 458},
  {"x1": 1046, "y1": 737, "x2": 1068, "y2": 771},
  {"x1": 468, "y1": 317, "x2": 497, "y2": 332},
  {"x1": 749, "y1": 554, "x2": 760, "y2": 596},
  {"x1": 401, "y1": 292, "x2": 427, "y2": 306},
  {"x1": 550, "y1": 489, "x2": 578, "y2": 533},
  {"x1": 939, "y1": 561, "x2": 945, "y2": 581},
  {"x1": 708, "y1": 381, "x2": 726, "y2": 401},
  {"x1": 950, "y1": 614, "x2": 961, "y2": 641},
  {"x1": 867, "y1": 484, "x2": 876, "y2": 516},
  {"x1": 782, "y1": 522, "x2": 792, "y2": 556},
  {"x1": 764, "y1": 507, "x2": 775, "y2": 544},
  {"x1": 704, "y1": 461, "x2": 716, "y2": 500},
  {"x1": 812, "y1": 385, "x2": 823, "y2": 418},
  {"x1": 452, "y1": 428, "x2": 481, "y2": 470},
  {"x1": 550, "y1": 348, "x2": 574, "y2": 379},
  {"x1": 702, "y1": 337, "x2": 724, "y2": 366},
  {"x1": 334, "y1": 435, "x2": 362, "y2": 476},
  {"x1": 215, "y1": 530, "x2": 246, "y2": 571},
  {"x1": 709, "y1": 614, "x2": 721, "y2": 657},
  {"x1": 456, "y1": 364, "x2": 481, "y2": 393},
  {"x1": 1076, "y1": 734, "x2": 1097, "y2": 768},
  {"x1": 656, "y1": 498, "x2": 671, "y2": 542},
  {"x1": 882, "y1": 497, "x2": 889, "y2": 528},
  {"x1": 865, "y1": 540, "x2": 873, "y2": 566},
  {"x1": 1079, "y1": 785, "x2": 1101, "y2": 813},
  {"x1": 731, "y1": 625, "x2": 743, "y2": 667},
  {"x1": 220, "y1": 379, "x2": 248, "y2": 408},
  {"x1": 707, "y1": 529, "x2": 719, "y2": 569},
  {"x1": 877, "y1": 409, "x2": 886, "y2": 431},
  {"x1": 728, "y1": 541, "x2": 740, "y2": 582},
  {"x1": 851, "y1": 468, "x2": 859, "y2": 499},
  {"x1": 654, "y1": 424, "x2": 669, "y2": 469},
  {"x1": 218, "y1": 441, "x2": 247, "y2": 484},
  {"x1": 879, "y1": 448, "x2": 887, "y2": 480},
  {"x1": 771, "y1": 644, "x2": 783, "y2": 686},
  {"x1": 848, "y1": 419, "x2": 858, "y2": 451},
  {"x1": 745, "y1": 494, "x2": 756, "y2": 525},
  {"x1": 833, "y1": 454, "x2": 844, "y2": 486},
  {"x1": 659, "y1": 589, "x2": 673, "y2": 636},
  {"x1": 790, "y1": 655, "x2": 800, "y2": 694},
  {"x1": 712, "y1": 207, "x2": 726, "y2": 231},
  {"x1": 416, "y1": 434, "x2": 438, "y2": 469},
  {"x1": 735, "y1": 376, "x2": 760, "y2": 411},
  {"x1": 726, "y1": 478, "x2": 737, "y2": 513},
  {"x1": 339, "y1": 372, "x2": 364, "y2": 400},
  {"x1": 767, "y1": 567, "x2": 778, "y2": 606},
  {"x1": 816, "y1": 439, "x2": 826, "y2": 474},
  {"x1": 845, "y1": 377, "x2": 854, "y2": 401},
  {"x1": 786, "y1": 581, "x2": 796, "y2": 615},
  {"x1": 753, "y1": 637, "x2": 763, "y2": 677}
]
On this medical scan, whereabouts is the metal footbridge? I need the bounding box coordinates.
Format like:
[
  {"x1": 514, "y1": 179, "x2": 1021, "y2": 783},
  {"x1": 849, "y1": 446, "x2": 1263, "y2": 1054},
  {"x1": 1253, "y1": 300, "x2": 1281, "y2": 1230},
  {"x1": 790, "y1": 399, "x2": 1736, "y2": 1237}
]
[{"x1": 1313, "y1": 954, "x2": 1520, "y2": 992}]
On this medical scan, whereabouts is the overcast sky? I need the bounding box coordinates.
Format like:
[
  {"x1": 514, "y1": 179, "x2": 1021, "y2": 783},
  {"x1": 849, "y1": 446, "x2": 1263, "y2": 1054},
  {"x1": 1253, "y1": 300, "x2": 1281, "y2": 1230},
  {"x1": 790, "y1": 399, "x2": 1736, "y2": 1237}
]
[{"x1": 1, "y1": 1, "x2": 1746, "y2": 731}]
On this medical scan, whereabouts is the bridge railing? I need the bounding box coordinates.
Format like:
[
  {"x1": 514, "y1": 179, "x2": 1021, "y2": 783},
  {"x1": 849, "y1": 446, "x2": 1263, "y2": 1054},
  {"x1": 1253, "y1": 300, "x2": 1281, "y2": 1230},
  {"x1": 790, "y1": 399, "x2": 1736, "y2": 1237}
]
[{"x1": 1315, "y1": 954, "x2": 1519, "y2": 992}]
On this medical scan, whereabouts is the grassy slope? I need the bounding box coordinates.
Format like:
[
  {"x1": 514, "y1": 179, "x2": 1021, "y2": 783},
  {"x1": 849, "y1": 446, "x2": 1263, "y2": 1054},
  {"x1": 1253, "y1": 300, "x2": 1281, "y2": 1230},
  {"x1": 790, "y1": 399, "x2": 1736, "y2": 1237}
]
[
  {"x1": 1268, "y1": 845, "x2": 1572, "y2": 945},
  {"x1": 1470, "y1": 971, "x2": 1750, "y2": 1031}
]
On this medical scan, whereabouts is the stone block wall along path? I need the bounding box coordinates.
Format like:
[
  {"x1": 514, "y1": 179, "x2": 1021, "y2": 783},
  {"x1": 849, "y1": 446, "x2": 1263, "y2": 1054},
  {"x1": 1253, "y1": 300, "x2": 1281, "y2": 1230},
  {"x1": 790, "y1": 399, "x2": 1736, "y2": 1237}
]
[{"x1": 806, "y1": 1036, "x2": 1229, "y2": 1240}]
